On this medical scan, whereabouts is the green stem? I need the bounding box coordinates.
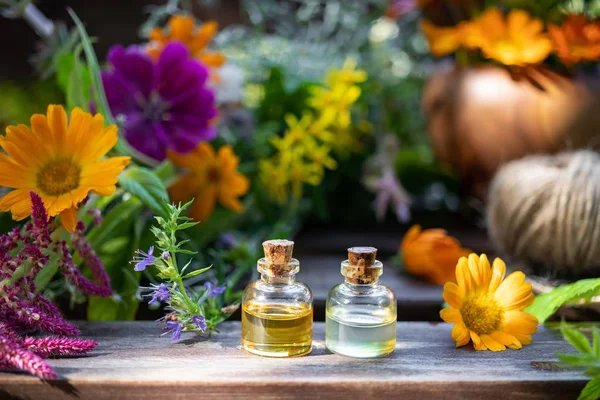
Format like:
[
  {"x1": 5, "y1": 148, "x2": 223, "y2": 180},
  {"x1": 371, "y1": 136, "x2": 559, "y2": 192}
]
[
  {"x1": 1, "y1": 258, "x2": 34, "y2": 288},
  {"x1": 176, "y1": 275, "x2": 196, "y2": 313},
  {"x1": 170, "y1": 252, "x2": 196, "y2": 313}
]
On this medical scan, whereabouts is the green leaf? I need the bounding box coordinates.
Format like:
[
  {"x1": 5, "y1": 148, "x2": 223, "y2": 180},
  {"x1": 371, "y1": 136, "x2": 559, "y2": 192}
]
[
  {"x1": 54, "y1": 51, "x2": 75, "y2": 92},
  {"x1": 557, "y1": 353, "x2": 599, "y2": 368},
  {"x1": 87, "y1": 198, "x2": 143, "y2": 248},
  {"x1": 579, "y1": 377, "x2": 600, "y2": 400},
  {"x1": 594, "y1": 327, "x2": 600, "y2": 357},
  {"x1": 562, "y1": 322, "x2": 593, "y2": 355},
  {"x1": 67, "y1": 8, "x2": 114, "y2": 124},
  {"x1": 183, "y1": 266, "x2": 212, "y2": 279},
  {"x1": 66, "y1": 47, "x2": 92, "y2": 111},
  {"x1": 119, "y1": 167, "x2": 170, "y2": 218},
  {"x1": 526, "y1": 278, "x2": 600, "y2": 324},
  {"x1": 177, "y1": 222, "x2": 200, "y2": 231},
  {"x1": 87, "y1": 204, "x2": 148, "y2": 320}
]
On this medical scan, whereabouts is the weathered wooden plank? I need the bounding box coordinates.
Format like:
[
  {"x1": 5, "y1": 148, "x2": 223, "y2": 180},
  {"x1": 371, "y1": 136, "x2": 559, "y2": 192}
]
[{"x1": 0, "y1": 321, "x2": 587, "y2": 400}]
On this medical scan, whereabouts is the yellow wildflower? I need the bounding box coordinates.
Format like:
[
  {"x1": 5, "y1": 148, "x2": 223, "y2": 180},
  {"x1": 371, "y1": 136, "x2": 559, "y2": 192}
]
[
  {"x1": 441, "y1": 254, "x2": 538, "y2": 351},
  {"x1": 324, "y1": 59, "x2": 367, "y2": 87},
  {"x1": 148, "y1": 15, "x2": 226, "y2": 68},
  {"x1": 0, "y1": 105, "x2": 130, "y2": 232},
  {"x1": 168, "y1": 143, "x2": 249, "y2": 222}
]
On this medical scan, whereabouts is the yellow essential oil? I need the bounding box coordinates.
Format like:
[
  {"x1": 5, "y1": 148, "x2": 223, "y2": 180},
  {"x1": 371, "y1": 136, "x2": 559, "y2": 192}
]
[
  {"x1": 241, "y1": 239, "x2": 313, "y2": 357},
  {"x1": 242, "y1": 303, "x2": 313, "y2": 357}
]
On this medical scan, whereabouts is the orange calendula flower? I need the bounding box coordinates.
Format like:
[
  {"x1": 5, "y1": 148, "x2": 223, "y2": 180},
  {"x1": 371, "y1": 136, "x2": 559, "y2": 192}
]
[
  {"x1": 0, "y1": 105, "x2": 130, "y2": 232},
  {"x1": 441, "y1": 254, "x2": 538, "y2": 351},
  {"x1": 148, "y1": 15, "x2": 226, "y2": 68},
  {"x1": 421, "y1": 20, "x2": 465, "y2": 57},
  {"x1": 401, "y1": 225, "x2": 471, "y2": 285},
  {"x1": 475, "y1": 8, "x2": 552, "y2": 66},
  {"x1": 168, "y1": 143, "x2": 249, "y2": 222},
  {"x1": 549, "y1": 15, "x2": 600, "y2": 65}
]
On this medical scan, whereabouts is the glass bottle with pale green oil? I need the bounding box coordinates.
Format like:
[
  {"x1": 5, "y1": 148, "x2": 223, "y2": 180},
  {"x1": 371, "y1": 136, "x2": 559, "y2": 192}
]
[{"x1": 326, "y1": 247, "x2": 397, "y2": 358}]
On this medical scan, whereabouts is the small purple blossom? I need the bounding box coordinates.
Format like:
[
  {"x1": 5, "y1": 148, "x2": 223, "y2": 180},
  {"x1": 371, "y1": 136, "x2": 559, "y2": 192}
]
[
  {"x1": 204, "y1": 281, "x2": 226, "y2": 298},
  {"x1": 215, "y1": 233, "x2": 236, "y2": 250},
  {"x1": 101, "y1": 42, "x2": 217, "y2": 161},
  {"x1": 146, "y1": 283, "x2": 171, "y2": 305},
  {"x1": 192, "y1": 315, "x2": 207, "y2": 331},
  {"x1": 131, "y1": 246, "x2": 155, "y2": 272},
  {"x1": 161, "y1": 251, "x2": 170, "y2": 261},
  {"x1": 165, "y1": 321, "x2": 183, "y2": 341}
]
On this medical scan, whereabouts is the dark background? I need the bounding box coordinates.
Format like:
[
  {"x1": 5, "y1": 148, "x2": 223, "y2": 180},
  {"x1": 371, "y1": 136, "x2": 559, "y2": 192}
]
[{"x1": 1, "y1": 0, "x2": 242, "y2": 78}]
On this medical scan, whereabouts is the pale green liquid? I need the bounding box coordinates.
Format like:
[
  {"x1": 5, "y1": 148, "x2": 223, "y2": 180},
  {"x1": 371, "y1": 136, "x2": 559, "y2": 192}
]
[{"x1": 326, "y1": 307, "x2": 396, "y2": 358}]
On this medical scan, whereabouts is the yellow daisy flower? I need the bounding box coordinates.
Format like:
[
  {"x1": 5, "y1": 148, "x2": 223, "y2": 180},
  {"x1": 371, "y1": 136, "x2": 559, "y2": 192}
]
[
  {"x1": 0, "y1": 105, "x2": 130, "y2": 232},
  {"x1": 168, "y1": 142, "x2": 249, "y2": 222},
  {"x1": 440, "y1": 254, "x2": 538, "y2": 351}
]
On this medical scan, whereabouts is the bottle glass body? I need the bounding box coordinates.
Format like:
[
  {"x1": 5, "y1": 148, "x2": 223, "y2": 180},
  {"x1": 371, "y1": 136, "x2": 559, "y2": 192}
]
[
  {"x1": 326, "y1": 278, "x2": 397, "y2": 358},
  {"x1": 242, "y1": 259, "x2": 313, "y2": 357}
]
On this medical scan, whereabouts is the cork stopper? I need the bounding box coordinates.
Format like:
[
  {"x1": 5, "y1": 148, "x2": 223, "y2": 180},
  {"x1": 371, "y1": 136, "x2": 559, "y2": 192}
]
[
  {"x1": 348, "y1": 247, "x2": 377, "y2": 267},
  {"x1": 343, "y1": 246, "x2": 382, "y2": 284},
  {"x1": 263, "y1": 239, "x2": 294, "y2": 264},
  {"x1": 259, "y1": 239, "x2": 298, "y2": 277}
]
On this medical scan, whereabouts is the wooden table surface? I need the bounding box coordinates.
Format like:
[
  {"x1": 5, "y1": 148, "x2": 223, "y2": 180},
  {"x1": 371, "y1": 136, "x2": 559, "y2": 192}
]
[{"x1": 0, "y1": 321, "x2": 587, "y2": 400}]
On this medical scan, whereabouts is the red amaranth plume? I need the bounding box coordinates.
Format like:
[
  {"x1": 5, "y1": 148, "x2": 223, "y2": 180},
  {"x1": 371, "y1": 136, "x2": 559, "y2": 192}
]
[
  {"x1": 0, "y1": 296, "x2": 81, "y2": 337},
  {"x1": 71, "y1": 222, "x2": 111, "y2": 289},
  {"x1": 29, "y1": 192, "x2": 51, "y2": 248},
  {"x1": 21, "y1": 337, "x2": 97, "y2": 357},
  {"x1": 55, "y1": 241, "x2": 112, "y2": 297},
  {"x1": 0, "y1": 336, "x2": 56, "y2": 380}
]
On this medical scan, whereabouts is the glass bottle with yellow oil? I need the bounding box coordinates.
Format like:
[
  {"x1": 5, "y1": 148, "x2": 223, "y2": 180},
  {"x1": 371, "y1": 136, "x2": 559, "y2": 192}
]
[
  {"x1": 326, "y1": 247, "x2": 396, "y2": 358},
  {"x1": 242, "y1": 239, "x2": 313, "y2": 357}
]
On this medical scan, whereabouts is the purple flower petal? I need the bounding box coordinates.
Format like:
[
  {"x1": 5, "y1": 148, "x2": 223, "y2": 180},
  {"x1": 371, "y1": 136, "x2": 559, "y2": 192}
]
[
  {"x1": 130, "y1": 246, "x2": 155, "y2": 272},
  {"x1": 191, "y1": 315, "x2": 207, "y2": 331},
  {"x1": 101, "y1": 43, "x2": 217, "y2": 161},
  {"x1": 204, "y1": 282, "x2": 226, "y2": 298},
  {"x1": 165, "y1": 321, "x2": 183, "y2": 340}
]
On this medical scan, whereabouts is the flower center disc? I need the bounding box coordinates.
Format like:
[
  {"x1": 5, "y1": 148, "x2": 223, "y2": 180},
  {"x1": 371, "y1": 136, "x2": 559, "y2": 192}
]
[
  {"x1": 206, "y1": 166, "x2": 221, "y2": 183},
  {"x1": 459, "y1": 292, "x2": 503, "y2": 335},
  {"x1": 37, "y1": 159, "x2": 81, "y2": 196}
]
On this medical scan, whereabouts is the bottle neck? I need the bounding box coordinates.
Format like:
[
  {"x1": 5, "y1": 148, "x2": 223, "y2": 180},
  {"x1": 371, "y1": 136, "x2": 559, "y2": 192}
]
[
  {"x1": 261, "y1": 273, "x2": 296, "y2": 284},
  {"x1": 344, "y1": 279, "x2": 380, "y2": 289}
]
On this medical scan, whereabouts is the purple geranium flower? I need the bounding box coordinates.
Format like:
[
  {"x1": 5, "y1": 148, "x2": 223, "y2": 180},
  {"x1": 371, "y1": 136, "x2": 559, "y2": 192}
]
[
  {"x1": 165, "y1": 321, "x2": 183, "y2": 341},
  {"x1": 130, "y1": 246, "x2": 155, "y2": 271},
  {"x1": 204, "y1": 281, "x2": 226, "y2": 298},
  {"x1": 102, "y1": 42, "x2": 217, "y2": 161},
  {"x1": 146, "y1": 283, "x2": 171, "y2": 305},
  {"x1": 191, "y1": 315, "x2": 207, "y2": 331}
]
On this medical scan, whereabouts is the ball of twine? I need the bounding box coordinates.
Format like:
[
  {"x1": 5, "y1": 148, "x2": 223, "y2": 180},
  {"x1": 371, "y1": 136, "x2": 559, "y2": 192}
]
[{"x1": 487, "y1": 150, "x2": 600, "y2": 276}]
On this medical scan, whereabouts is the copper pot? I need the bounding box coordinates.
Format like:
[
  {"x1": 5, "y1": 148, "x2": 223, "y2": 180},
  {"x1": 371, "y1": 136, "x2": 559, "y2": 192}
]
[{"x1": 423, "y1": 64, "x2": 600, "y2": 198}]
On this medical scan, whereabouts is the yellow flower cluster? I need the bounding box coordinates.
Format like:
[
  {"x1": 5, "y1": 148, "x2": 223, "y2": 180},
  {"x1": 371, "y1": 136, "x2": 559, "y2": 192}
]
[{"x1": 260, "y1": 60, "x2": 367, "y2": 202}]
